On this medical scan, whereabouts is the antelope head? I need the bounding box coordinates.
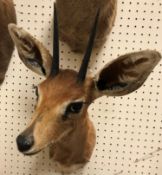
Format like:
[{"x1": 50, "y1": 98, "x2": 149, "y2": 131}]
[{"x1": 8, "y1": 5, "x2": 161, "y2": 156}]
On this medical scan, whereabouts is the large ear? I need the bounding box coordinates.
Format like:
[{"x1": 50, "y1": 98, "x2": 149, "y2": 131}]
[
  {"x1": 92, "y1": 50, "x2": 161, "y2": 99},
  {"x1": 8, "y1": 23, "x2": 52, "y2": 76}
]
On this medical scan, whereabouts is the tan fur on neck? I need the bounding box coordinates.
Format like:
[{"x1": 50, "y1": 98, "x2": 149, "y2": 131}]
[{"x1": 49, "y1": 113, "x2": 96, "y2": 173}]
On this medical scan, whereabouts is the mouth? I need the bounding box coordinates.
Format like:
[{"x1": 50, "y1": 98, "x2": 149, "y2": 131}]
[
  {"x1": 18, "y1": 129, "x2": 72, "y2": 156},
  {"x1": 21, "y1": 141, "x2": 55, "y2": 156},
  {"x1": 23, "y1": 149, "x2": 42, "y2": 156}
]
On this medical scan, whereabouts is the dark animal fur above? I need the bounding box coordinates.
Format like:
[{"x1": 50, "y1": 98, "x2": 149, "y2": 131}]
[
  {"x1": 0, "y1": 0, "x2": 16, "y2": 84},
  {"x1": 57, "y1": 0, "x2": 117, "y2": 52}
]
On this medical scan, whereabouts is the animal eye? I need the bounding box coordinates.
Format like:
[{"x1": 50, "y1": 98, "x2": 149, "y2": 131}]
[{"x1": 66, "y1": 102, "x2": 83, "y2": 114}]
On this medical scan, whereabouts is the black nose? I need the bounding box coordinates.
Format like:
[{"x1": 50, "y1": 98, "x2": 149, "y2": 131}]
[{"x1": 16, "y1": 135, "x2": 34, "y2": 152}]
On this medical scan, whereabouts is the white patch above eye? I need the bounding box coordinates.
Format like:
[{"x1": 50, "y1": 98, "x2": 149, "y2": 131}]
[
  {"x1": 59, "y1": 97, "x2": 86, "y2": 116},
  {"x1": 59, "y1": 101, "x2": 72, "y2": 116}
]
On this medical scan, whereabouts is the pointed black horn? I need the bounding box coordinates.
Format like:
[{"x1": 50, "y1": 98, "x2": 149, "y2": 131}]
[
  {"x1": 77, "y1": 10, "x2": 100, "y2": 82},
  {"x1": 50, "y1": 3, "x2": 59, "y2": 76}
]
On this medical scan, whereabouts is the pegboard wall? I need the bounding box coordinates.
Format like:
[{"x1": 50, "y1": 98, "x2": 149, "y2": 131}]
[{"x1": 0, "y1": 0, "x2": 162, "y2": 175}]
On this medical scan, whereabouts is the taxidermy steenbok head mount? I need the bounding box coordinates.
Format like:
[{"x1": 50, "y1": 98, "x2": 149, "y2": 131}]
[
  {"x1": 8, "y1": 3, "x2": 161, "y2": 170},
  {"x1": 56, "y1": 0, "x2": 117, "y2": 52}
]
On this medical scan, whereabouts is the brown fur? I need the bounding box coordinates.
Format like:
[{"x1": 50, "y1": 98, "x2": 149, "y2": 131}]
[
  {"x1": 8, "y1": 23, "x2": 161, "y2": 173},
  {"x1": 49, "y1": 114, "x2": 95, "y2": 166},
  {"x1": 8, "y1": 24, "x2": 52, "y2": 76},
  {"x1": 46, "y1": 72, "x2": 96, "y2": 166},
  {"x1": 21, "y1": 70, "x2": 96, "y2": 172},
  {"x1": 0, "y1": 0, "x2": 16, "y2": 84},
  {"x1": 57, "y1": 0, "x2": 117, "y2": 52}
]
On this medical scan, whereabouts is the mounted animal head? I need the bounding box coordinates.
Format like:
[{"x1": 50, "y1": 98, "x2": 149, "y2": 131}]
[{"x1": 8, "y1": 4, "x2": 161, "y2": 155}]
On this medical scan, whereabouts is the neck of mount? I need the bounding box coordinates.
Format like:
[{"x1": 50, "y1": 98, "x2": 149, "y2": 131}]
[{"x1": 49, "y1": 113, "x2": 93, "y2": 165}]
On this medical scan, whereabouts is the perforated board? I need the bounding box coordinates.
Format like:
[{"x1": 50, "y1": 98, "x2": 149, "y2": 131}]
[{"x1": 0, "y1": 0, "x2": 162, "y2": 175}]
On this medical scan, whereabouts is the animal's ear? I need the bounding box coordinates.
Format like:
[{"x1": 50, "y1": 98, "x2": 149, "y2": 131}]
[
  {"x1": 92, "y1": 50, "x2": 161, "y2": 99},
  {"x1": 8, "y1": 23, "x2": 52, "y2": 76}
]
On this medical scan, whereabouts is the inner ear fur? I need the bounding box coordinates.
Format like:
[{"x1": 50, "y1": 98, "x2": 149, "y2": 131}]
[
  {"x1": 8, "y1": 23, "x2": 52, "y2": 76},
  {"x1": 93, "y1": 50, "x2": 161, "y2": 98}
]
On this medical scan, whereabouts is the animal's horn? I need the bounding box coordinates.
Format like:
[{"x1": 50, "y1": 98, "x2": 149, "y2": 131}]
[
  {"x1": 50, "y1": 3, "x2": 59, "y2": 76},
  {"x1": 77, "y1": 10, "x2": 100, "y2": 82}
]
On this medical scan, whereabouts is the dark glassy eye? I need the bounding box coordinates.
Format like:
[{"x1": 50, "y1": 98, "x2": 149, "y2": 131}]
[
  {"x1": 62, "y1": 102, "x2": 85, "y2": 121},
  {"x1": 66, "y1": 102, "x2": 83, "y2": 114}
]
